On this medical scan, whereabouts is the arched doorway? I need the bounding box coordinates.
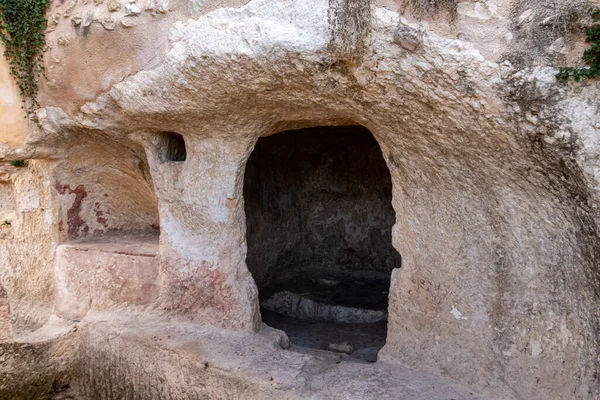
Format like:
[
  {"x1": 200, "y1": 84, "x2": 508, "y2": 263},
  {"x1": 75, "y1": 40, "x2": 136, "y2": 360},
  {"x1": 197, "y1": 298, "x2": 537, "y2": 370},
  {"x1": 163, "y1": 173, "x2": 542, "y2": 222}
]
[{"x1": 244, "y1": 125, "x2": 400, "y2": 362}]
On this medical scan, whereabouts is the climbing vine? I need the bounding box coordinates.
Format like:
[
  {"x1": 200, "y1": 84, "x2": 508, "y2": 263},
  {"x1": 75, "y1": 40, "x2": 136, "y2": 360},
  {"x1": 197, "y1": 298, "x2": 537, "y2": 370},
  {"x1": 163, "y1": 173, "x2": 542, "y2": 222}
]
[
  {"x1": 557, "y1": 9, "x2": 600, "y2": 82},
  {"x1": 0, "y1": 0, "x2": 51, "y2": 114}
]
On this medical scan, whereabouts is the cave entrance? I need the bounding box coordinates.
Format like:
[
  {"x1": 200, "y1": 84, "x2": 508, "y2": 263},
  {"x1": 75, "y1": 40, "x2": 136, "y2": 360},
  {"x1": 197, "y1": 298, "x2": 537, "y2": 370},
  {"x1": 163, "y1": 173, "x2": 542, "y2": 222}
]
[{"x1": 244, "y1": 125, "x2": 401, "y2": 362}]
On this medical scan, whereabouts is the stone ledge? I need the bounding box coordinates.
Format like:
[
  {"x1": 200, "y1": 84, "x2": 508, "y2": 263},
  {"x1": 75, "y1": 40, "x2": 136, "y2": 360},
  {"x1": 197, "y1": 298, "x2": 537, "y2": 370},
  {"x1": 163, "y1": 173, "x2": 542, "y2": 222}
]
[
  {"x1": 0, "y1": 315, "x2": 79, "y2": 399},
  {"x1": 54, "y1": 231, "x2": 160, "y2": 320},
  {"x1": 71, "y1": 311, "x2": 482, "y2": 399},
  {"x1": 262, "y1": 290, "x2": 388, "y2": 324}
]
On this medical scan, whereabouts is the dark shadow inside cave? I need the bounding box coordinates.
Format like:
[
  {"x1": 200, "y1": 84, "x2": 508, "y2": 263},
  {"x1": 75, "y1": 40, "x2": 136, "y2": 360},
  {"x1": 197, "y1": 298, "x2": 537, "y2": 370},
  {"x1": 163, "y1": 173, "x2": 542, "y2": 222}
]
[
  {"x1": 156, "y1": 132, "x2": 187, "y2": 162},
  {"x1": 244, "y1": 125, "x2": 401, "y2": 362}
]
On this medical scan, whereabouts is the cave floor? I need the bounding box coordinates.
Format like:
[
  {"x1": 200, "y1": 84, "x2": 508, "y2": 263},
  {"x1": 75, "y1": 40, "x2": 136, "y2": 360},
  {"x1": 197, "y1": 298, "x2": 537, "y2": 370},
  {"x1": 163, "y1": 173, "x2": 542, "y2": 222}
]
[
  {"x1": 259, "y1": 271, "x2": 390, "y2": 362},
  {"x1": 262, "y1": 309, "x2": 387, "y2": 362}
]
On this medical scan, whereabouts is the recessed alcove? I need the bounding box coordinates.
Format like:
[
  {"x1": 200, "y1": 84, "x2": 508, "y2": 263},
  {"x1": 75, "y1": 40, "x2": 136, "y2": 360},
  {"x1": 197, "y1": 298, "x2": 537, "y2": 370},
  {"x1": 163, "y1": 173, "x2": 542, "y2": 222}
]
[
  {"x1": 156, "y1": 132, "x2": 187, "y2": 162},
  {"x1": 244, "y1": 125, "x2": 401, "y2": 362},
  {"x1": 53, "y1": 139, "x2": 162, "y2": 320}
]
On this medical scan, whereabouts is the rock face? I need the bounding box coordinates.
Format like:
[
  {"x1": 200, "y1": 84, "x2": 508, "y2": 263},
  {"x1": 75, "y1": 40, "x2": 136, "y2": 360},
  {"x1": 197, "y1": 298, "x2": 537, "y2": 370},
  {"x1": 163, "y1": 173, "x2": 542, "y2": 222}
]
[
  {"x1": 1, "y1": 0, "x2": 600, "y2": 399},
  {"x1": 0, "y1": 284, "x2": 12, "y2": 342}
]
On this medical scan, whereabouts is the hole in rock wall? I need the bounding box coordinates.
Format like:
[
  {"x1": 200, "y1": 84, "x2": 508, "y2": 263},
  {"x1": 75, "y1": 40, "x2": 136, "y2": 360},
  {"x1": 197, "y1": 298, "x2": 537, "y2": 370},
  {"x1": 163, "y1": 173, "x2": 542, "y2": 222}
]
[
  {"x1": 244, "y1": 125, "x2": 401, "y2": 362},
  {"x1": 156, "y1": 132, "x2": 187, "y2": 162}
]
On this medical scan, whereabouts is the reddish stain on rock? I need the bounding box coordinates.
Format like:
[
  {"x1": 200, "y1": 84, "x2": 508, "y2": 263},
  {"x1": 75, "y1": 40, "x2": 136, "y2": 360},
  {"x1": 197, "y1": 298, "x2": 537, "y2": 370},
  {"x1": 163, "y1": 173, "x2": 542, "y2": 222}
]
[
  {"x1": 56, "y1": 183, "x2": 88, "y2": 239},
  {"x1": 206, "y1": 263, "x2": 227, "y2": 290},
  {"x1": 162, "y1": 259, "x2": 235, "y2": 321},
  {"x1": 94, "y1": 202, "x2": 109, "y2": 228}
]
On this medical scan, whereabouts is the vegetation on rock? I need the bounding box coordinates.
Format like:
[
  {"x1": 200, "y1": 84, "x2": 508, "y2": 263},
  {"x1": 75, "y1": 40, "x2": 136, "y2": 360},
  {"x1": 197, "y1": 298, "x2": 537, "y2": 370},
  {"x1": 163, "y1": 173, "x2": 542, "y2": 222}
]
[
  {"x1": 557, "y1": 9, "x2": 600, "y2": 82},
  {"x1": 0, "y1": 0, "x2": 51, "y2": 113},
  {"x1": 10, "y1": 160, "x2": 27, "y2": 167}
]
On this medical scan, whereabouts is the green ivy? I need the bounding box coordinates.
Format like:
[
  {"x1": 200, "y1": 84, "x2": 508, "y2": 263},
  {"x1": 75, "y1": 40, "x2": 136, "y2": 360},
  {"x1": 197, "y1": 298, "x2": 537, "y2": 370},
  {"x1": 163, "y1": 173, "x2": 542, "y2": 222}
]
[
  {"x1": 0, "y1": 0, "x2": 51, "y2": 114},
  {"x1": 557, "y1": 9, "x2": 600, "y2": 82},
  {"x1": 10, "y1": 160, "x2": 26, "y2": 167}
]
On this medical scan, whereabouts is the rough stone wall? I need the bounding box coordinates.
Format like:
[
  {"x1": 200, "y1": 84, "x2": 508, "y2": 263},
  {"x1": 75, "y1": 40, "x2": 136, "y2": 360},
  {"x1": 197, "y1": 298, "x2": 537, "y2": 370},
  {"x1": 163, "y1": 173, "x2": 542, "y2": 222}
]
[
  {"x1": 0, "y1": 161, "x2": 59, "y2": 332},
  {"x1": 39, "y1": 0, "x2": 250, "y2": 114},
  {"x1": 244, "y1": 126, "x2": 400, "y2": 287},
  {"x1": 1, "y1": 0, "x2": 600, "y2": 399},
  {"x1": 0, "y1": 284, "x2": 11, "y2": 342}
]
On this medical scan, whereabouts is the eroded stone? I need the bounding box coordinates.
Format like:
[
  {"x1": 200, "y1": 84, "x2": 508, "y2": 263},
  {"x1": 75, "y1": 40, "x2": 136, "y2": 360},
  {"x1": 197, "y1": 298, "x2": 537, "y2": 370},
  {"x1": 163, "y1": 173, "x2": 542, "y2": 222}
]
[
  {"x1": 55, "y1": 232, "x2": 160, "y2": 320},
  {"x1": 107, "y1": 0, "x2": 121, "y2": 12},
  {"x1": 124, "y1": 3, "x2": 141, "y2": 15},
  {"x1": 392, "y1": 25, "x2": 422, "y2": 51},
  {"x1": 101, "y1": 16, "x2": 117, "y2": 30},
  {"x1": 0, "y1": 285, "x2": 11, "y2": 342},
  {"x1": 1, "y1": 0, "x2": 600, "y2": 399}
]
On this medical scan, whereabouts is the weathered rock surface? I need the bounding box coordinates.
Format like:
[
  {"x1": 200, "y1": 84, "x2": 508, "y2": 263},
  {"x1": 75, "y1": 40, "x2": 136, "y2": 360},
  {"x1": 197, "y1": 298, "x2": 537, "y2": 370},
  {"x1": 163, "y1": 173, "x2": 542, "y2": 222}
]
[
  {"x1": 0, "y1": 316, "x2": 79, "y2": 399},
  {"x1": 71, "y1": 312, "x2": 481, "y2": 400},
  {"x1": 392, "y1": 25, "x2": 422, "y2": 50},
  {"x1": 55, "y1": 231, "x2": 159, "y2": 320},
  {"x1": 0, "y1": 284, "x2": 12, "y2": 342},
  {"x1": 1, "y1": 0, "x2": 600, "y2": 398},
  {"x1": 262, "y1": 291, "x2": 388, "y2": 324}
]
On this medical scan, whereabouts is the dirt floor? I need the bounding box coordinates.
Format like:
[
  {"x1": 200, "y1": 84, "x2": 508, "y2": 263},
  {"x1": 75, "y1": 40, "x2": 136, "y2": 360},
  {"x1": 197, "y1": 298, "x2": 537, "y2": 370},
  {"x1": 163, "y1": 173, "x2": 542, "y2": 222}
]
[
  {"x1": 262, "y1": 309, "x2": 387, "y2": 362},
  {"x1": 260, "y1": 273, "x2": 390, "y2": 362}
]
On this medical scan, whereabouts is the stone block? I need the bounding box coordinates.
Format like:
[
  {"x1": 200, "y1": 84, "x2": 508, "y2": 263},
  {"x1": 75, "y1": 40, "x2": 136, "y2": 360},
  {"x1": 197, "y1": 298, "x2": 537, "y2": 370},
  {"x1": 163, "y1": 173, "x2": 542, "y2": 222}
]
[{"x1": 55, "y1": 232, "x2": 160, "y2": 320}]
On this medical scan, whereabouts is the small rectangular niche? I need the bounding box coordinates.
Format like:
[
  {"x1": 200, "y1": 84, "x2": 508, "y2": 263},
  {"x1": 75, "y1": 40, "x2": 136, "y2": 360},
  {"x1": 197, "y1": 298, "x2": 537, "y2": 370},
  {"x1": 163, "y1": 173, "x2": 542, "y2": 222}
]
[{"x1": 156, "y1": 132, "x2": 187, "y2": 162}]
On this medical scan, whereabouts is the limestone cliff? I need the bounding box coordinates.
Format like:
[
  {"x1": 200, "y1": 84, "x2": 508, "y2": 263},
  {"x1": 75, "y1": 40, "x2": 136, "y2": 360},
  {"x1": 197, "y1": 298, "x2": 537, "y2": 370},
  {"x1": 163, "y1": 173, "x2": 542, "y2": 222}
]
[{"x1": 1, "y1": 1, "x2": 600, "y2": 399}]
